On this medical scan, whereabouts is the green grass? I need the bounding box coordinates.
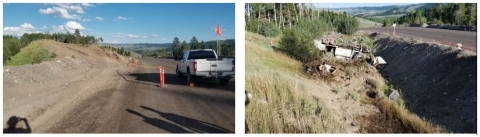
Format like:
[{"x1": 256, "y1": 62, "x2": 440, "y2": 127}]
[
  {"x1": 5, "y1": 41, "x2": 56, "y2": 66},
  {"x1": 369, "y1": 14, "x2": 405, "y2": 19},
  {"x1": 245, "y1": 32, "x2": 344, "y2": 133},
  {"x1": 357, "y1": 17, "x2": 382, "y2": 28}
]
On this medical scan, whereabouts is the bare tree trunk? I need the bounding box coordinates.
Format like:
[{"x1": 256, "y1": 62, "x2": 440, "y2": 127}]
[
  {"x1": 300, "y1": 3, "x2": 303, "y2": 21},
  {"x1": 289, "y1": 19, "x2": 292, "y2": 28},
  {"x1": 267, "y1": 12, "x2": 270, "y2": 21},
  {"x1": 294, "y1": 3, "x2": 298, "y2": 23},
  {"x1": 310, "y1": 4, "x2": 315, "y2": 20},
  {"x1": 274, "y1": 4, "x2": 277, "y2": 28},
  {"x1": 257, "y1": 4, "x2": 261, "y2": 33},
  {"x1": 280, "y1": 3, "x2": 283, "y2": 29},
  {"x1": 317, "y1": 9, "x2": 320, "y2": 20}
]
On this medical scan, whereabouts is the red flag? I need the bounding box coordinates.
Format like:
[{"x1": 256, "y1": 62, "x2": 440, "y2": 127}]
[{"x1": 215, "y1": 25, "x2": 221, "y2": 36}]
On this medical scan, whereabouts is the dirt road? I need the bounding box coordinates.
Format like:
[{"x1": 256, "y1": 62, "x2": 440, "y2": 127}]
[
  {"x1": 4, "y1": 57, "x2": 235, "y2": 133},
  {"x1": 361, "y1": 27, "x2": 477, "y2": 51}
]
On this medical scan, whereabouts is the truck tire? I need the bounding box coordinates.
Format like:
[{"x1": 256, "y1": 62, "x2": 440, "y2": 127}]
[
  {"x1": 186, "y1": 68, "x2": 193, "y2": 85},
  {"x1": 176, "y1": 66, "x2": 182, "y2": 78},
  {"x1": 219, "y1": 77, "x2": 230, "y2": 86}
]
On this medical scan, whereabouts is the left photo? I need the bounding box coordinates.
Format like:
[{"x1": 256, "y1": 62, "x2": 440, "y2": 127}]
[{"x1": 3, "y1": 3, "x2": 235, "y2": 133}]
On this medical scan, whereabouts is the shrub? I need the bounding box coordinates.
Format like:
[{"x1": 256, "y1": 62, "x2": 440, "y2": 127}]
[
  {"x1": 246, "y1": 16, "x2": 259, "y2": 33},
  {"x1": 279, "y1": 29, "x2": 321, "y2": 63},
  {"x1": 295, "y1": 19, "x2": 333, "y2": 39},
  {"x1": 259, "y1": 20, "x2": 281, "y2": 37}
]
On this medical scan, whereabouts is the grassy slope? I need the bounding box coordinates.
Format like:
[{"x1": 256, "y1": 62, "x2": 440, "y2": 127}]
[
  {"x1": 246, "y1": 31, "x2": 446, "y2": 133},
  {"x1": 370, "y1": 14, "x2": 405, "y2": 19},
  {"x1": 245, "y1": 32, "x2": 344, "y2": 133},
  {"x1": 357, "y1": 17, "x2": 381, "y2": 28},
  {"x1": 6, "y1": 40, "x2": 56, "y2": 66}
]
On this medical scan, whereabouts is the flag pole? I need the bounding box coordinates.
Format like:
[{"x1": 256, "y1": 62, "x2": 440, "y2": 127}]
[{"x1": 217, "y1": 35, "x2": 219, "y2": 56}]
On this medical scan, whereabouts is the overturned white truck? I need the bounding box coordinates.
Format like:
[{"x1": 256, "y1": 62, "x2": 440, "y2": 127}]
[
  {"x1": 313, "y1": 39, "x2": 386, "y2": 68},
  {"x1": 314, "y1": 39, "x2": 365, "y2": 60}
]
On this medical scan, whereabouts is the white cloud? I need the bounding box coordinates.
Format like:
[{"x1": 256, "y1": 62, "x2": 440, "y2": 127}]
[
  {"x1": 114, "y1": 33, "x2": 147, "y2": 39},
  {"x1": 151, "y1": 34, "x2": 159, "y2": 37},
  {"x1": 127, "y1": 34, "x2": 147, "y2": 39},
  {"x1": 39, "y1": 7, "x2": 55, "y2": 14},
  {"x1": 56, "y1": 3, "x2": 84, "y2": 14},
  {"x1": 3, "y1": 22, "x2": 37, "y2": 36},
  {"x1": 82, "y1": 19, "x2": 91, "y2": 22},
  {"x1": 95, "y1": 17, "x2": 104, "y2": 21},
  {"x1": 20, "y1": 22, "x2": 36, "y2": 29},
  {"x1": 64, "y1": 21, "x2": 85, "y2": 33},
  {"x1": 115, "y1": 16, "x2": 132, "y2": 21},
  {"x1": 114, "y1": 32, "x2": 126, "y2": 38},
  {"x1": 161, "y1": 38, "x2": 167, "y2": 41},
  {"x1": 39, "y1": 3, "x2": 98, "y2": 21},
  {"x1": 42, "y1": 26, "x2": 47, "y2": 29},
  {"x1": 81, "y1": 3, "x2": 95, "y2": 7},
  {"x1": 51, "y1": 25, "x2": 66, "y2": 33},
  {"x1": 39, "y1": 6, "x2": 81, "y2": 20}
]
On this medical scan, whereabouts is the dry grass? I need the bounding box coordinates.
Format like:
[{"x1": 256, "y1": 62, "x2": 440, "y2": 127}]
[
  {"x1": 360, "y1": 97, "x2": 446, "y2": 133},
  {"x1": 246, "y1": 31, "x2": 447, "y2": 133},
  {"x1": 360, "y1": 78, "x2": 447, "y2": 133},
  {"x1": 245, "y1": 32, "x2": 344, "y2": 133}
]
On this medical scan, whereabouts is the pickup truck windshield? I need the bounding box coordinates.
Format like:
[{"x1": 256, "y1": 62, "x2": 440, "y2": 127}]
[{"x1": 187, "y1": 51, "x2": 217, "y2": 60}]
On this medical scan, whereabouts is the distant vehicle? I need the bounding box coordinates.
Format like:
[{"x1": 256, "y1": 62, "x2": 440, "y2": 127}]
[{"x1": 175, "y1": 49, "x2": 235, "y2": 85}]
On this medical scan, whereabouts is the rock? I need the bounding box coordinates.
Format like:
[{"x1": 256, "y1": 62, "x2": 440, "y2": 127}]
[
  {"x1": 389, "y1": 90, "x2": 399, "y2": 100},
  {"x1": 5, "y1": 69, "x2": 10, "y2": 72},
  {"x1": 14, "y1": 80, "x2": 18, "y2": 83},
  {"x1": 350, "y1": 123, "x2": 355, "y2": 126},
  {"x1": 57, "y1": 60, "x2": 62, "y2": 63}
]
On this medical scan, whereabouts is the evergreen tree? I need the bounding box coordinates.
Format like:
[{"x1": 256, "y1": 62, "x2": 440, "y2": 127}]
[
  {"x1": 172, "y1": 37, "x2": 181, "y2": 58},
  {"x1": 180, "y1": 40, "x2": 190, "y2": 53},
  {"x1": 190, "y1": 36, "x2": 199, "y2": 49}
]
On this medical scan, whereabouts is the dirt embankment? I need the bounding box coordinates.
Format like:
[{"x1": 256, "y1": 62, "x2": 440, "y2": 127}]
[
  {"x1": 373, "y1": 36, "x2": 476, "y2": 133},
  {"x1": 3, "y1": 40, "x2": 128, "y2": 132}
]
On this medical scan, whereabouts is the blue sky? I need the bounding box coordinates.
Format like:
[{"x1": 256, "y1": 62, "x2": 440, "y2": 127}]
[
  {"x1": 3, "y1": 3, "x2": 235, "y2": 43},
  {"x1": 315, "y1": 3, "x2": 417, "y2": 8}
]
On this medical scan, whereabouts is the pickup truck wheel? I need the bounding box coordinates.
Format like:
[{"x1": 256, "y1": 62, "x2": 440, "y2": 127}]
[
  {"x1": 187, "y1": 69, "x2": 193, "y2": 85},
  {"x1": 219, "y1": 78, "x2": 230, "y2": 86},
  {"x1": 176, "y1": 67, "x2": 182, "y2": 78}
]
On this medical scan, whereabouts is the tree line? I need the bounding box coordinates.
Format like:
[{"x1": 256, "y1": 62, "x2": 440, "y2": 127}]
[
  {"x1": 245, "y1": 3, "x2": 359, "y2": 37},
  {"x1": 245, "y1": 3, "x2": 359, "y2": 63},
  {"x1": 171, "y1": 36, "x2": 235, "y2": 59},
  {"x1": 3, "y1": 29, "x2": 102, "y2": 63},
  {"x1": 396, "y1": 3, "x2": 477, "y2": 26}
]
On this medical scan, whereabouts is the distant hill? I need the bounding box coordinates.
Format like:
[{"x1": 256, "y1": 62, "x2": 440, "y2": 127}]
[
  {"x1": 102, "y1": 39, "x2": 235, "y2": 54},
  {"x1": 371, "y1": 3, "x2": 433, "y2": 16},
  {"x1": 327, "y1": 3, "x2": 433, "y2": 25},
  {"x1": 329, "y1": 3, "x2": 432, "y2": 17}
]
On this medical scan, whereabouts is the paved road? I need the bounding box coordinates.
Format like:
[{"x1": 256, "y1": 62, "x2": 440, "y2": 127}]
[
  {"x1": 361, "y1": 27, "x2": 477, "y2": 51},
  {"x1": 46, "y1": 58, "x2": 235, "y2": 133}
]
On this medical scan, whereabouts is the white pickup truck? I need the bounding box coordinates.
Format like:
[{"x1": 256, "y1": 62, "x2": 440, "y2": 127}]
[{"x1": 175, "y1": 49, "x2": 235, "y2": 85}]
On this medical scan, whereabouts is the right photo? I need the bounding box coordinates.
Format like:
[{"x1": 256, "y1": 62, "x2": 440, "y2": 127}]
[{"x1": 245, "y1": 3, "x2": 476, "y2": 133}]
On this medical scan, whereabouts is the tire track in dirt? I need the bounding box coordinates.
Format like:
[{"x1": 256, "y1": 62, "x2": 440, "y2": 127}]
[{"x1": 42, "y1": 58, "x2": 235, "y2": 133}]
